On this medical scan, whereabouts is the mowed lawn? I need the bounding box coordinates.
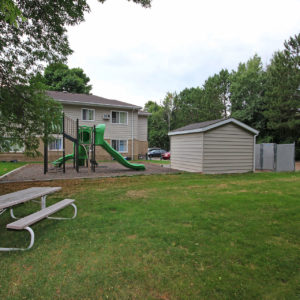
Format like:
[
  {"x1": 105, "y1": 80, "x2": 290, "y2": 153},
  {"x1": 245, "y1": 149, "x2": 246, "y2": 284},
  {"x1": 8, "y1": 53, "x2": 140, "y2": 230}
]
[
  {"x1": 0, "y1": 162, "x2": 27, "y2": 176},
  {"x1": 0, "y1": 172, "x2": 299, "y2": 299}
]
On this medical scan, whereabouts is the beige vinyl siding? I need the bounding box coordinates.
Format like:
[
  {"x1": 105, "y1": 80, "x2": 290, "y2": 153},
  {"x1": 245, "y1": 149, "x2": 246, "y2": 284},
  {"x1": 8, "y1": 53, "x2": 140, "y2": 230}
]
[
  {"x1": 137, "y1": 116, "x2": 148, "y2": 141},
  {"x1": 203, "y1": 123, "x2": 254, "y2": 174},
  {"x1": 171, "y1": 133, "x2": 203, "y2": 172},
  {"x1": 63, "y1": 104, "x2": 139, "y2": 140}
]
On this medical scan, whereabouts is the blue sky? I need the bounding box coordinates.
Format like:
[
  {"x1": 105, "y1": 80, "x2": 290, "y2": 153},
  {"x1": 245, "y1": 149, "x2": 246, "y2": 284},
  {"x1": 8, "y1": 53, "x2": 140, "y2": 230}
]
[{"x1": 67, "y1": 0, "x2": 300, "y2": 107}]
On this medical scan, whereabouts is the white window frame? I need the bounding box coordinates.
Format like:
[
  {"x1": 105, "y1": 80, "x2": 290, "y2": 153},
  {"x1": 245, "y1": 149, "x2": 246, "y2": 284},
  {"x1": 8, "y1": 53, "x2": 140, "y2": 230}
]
[
  {"x1": 81, "y1": 108, "x2": 95, "y2": 121},
  {"x1": 48, "y1": 137, "x2": 63, "y2": 151},
  {"x1": 111, "y1": 139, "x2": 128, "y2": 153},
  {"x1": 111, "y1": 110, "x2": 128, "y2": 125}
]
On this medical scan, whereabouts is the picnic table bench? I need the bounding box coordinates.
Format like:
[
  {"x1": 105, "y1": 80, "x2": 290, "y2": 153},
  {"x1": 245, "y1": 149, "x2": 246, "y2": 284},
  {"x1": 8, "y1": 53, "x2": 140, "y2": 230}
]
[{"x1": 0, "y1": 187, "x2": 77, "y2": 251}]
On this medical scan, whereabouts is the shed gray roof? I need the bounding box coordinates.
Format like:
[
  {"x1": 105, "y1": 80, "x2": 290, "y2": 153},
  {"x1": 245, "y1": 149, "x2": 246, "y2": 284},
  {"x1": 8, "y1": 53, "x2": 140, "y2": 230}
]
[
  {"x1": 170, "y1": 119, "x2": 224, "y2": 133},
  {"x1": 168, "y1": 118, "x2": 259, "y2": 136},
  {"x1": 47, "y1": 91, "x2": 142, "y2": 110}
]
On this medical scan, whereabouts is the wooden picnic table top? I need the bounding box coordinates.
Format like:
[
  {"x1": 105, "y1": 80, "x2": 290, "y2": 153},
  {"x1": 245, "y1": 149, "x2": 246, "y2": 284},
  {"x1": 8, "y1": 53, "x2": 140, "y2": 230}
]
[{"x1": 0, "y1": 187, "x2": 62, "y2": 210}]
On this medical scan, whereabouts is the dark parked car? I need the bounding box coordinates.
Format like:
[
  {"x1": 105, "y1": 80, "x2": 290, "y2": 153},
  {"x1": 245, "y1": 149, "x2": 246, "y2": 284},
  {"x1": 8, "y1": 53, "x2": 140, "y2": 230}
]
[
  {"x1": 162, "y1": 152, "x2": 170, "y2": 160},
  {"x1": 148, "y1": 149, "x2": 167, "y2": 158},
  {"x1": 147, "y1": 147, "x2": 160, "y2": 154}
]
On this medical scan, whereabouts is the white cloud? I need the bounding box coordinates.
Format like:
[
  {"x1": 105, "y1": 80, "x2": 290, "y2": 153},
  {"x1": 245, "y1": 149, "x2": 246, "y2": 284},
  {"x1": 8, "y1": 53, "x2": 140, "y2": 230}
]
[{"x1": 67, "y1": 0, "x2": 300, "y2": 106}]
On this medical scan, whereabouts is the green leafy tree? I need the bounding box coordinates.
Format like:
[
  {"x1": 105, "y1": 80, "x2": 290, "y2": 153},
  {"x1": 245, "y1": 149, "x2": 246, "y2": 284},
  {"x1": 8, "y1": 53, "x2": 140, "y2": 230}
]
[
  {"x1": 202, "y1": 69, "x2": 230, "y2": 118},
  {"x1": 172, "y1": 85, "x2": 224, "y2": 130},
  {"x1": 172, "y1": 87, "x2": 204, "y2": 129},
  {"x1": 43, "y1": 63, "x2": 92, "y2": 94},
  {"x1": 144, "y1": 101, "x2": 169, "y2": 150},
  {"x1": 0, "y1": 81, "x2": 62, "y2": 155},
  {"x1": 0, "y1": 0, "x2": 151, "y2": 154},
  {"x1": 230, "y1": 55, "x2": 267, "y2": 136},
  {"x1": 162, "y1": 92, "x2": 175, "y2": 132},
  {"x1": 264, "y1": 34, "x2": 300, "y2": 147}
]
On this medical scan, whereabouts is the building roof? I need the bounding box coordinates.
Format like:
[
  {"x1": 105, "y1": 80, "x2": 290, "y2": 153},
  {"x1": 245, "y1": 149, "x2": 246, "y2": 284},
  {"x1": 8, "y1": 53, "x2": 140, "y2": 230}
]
[
  {"x1": 138, "y1": 111, "x2": 152, "y2": 116},
  {"x1": 168, "y1": 118, "x2": 259, "y2": 136},
  {"x1": 47, "y1": 91, "x2": 142, "y2": 110}
]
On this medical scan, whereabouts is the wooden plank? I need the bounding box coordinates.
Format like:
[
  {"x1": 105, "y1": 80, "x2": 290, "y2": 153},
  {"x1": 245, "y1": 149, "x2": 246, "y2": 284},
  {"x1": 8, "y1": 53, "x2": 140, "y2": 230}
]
[
  {"x1": 0, "y1": 187, "x2": 62, "y2": 210},
  {"x1": 7, "y1": 199, "x2": 75, "y2": 230}
]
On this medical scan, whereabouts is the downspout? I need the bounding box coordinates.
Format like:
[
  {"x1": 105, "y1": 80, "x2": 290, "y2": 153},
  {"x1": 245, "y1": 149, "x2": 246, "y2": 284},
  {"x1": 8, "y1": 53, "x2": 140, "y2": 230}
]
[
  {"x1": 132, "y1": 108, "x2": 134, "y2": 160},
  {"x1": 253, "y1": 134, "x2": 257, "y2": 172}
]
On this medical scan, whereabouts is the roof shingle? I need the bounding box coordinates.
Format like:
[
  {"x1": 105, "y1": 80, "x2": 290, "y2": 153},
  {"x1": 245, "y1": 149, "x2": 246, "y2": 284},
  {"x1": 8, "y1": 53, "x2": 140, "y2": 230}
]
[
  {"x1": 46, "y1": 91, "x2": 141, "y2": 109},
  {"x1": 169, "y1": 119, "x2": 225, "y2": 133}
]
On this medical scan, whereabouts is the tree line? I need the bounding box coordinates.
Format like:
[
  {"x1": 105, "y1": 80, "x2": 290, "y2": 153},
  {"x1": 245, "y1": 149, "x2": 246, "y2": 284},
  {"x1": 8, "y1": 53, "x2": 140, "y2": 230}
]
[{"x1": 145, "y1": 33, "x2": 300, "y2": 158}]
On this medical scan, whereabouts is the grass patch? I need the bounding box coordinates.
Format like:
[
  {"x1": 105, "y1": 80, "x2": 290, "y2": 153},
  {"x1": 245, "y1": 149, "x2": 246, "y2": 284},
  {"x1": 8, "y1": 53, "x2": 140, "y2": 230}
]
[
  {"x1": 0, "y1": 162, "x2": 27, "y2": 176},
  {"x1": 0, "y1": 172, "x2": 299, "y2": 299}
]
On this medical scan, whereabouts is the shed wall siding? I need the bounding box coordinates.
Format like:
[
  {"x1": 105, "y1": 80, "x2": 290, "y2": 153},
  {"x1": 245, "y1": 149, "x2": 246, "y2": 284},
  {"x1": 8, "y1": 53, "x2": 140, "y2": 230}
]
[
  {"x1": 203, "y1": 123, "x2": 254, "y2": 174},
  {"x1": 170, "y1": 133, "x2": 203, "y2": 172}
]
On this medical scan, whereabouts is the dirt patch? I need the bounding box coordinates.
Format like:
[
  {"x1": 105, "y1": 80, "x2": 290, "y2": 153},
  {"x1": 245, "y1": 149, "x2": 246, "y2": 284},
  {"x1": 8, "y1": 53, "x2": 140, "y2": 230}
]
[
  {"x1": 126, "y1": 190, "x2": 150, "y2": 199},
  {"x1": 296, "y1": 161, "x2": 300, "y2": 171},
  {"x1": 223, "y1": 189, "x2": 249, "y2": 194},
  {"x1": 0, "y1": 162, "x2": 181, "y2": 185},
  {"x1": 127, "y1": 235, "x2": 137, "y2": 240}
]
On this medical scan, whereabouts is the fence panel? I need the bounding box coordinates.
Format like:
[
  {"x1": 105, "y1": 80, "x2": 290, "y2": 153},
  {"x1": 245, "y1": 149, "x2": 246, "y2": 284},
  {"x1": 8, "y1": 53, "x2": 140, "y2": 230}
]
[
  {"x1": 255, "y1": 144, "x2": 262, "y2": 170},
  {"x1": 276, "y1": 144, "x2": 295, "y2": 172},
  {"x1": 255, "y1": 143, "x2": 295, "y2": 172},
  {"x1": 262, "y1": 143, "x2": 275, "y2": 170}
]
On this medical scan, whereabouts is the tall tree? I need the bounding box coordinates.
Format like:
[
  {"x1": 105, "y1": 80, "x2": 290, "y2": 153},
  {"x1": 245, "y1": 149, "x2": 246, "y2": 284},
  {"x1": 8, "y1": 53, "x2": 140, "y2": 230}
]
[
  {"x1": 144, "y1": 101, "x2": 169, "y2": 150},
  {"x1": 230, "y1": 55, "x2": 267, "y2": 136},
  {"x1": 172, "y1": 87, "x2": 204, "y2": 129},
  {"x1": 264, "y1": 34, "x2": 300, "y2": 145},
  {"x1": 202, "y1": 69, "x2": 230, "y2": 119},
  {"x1": 0, "y1": 0, "x2": 152, "y2": 154},
  {"x1": 43, "y1": 63, "x2": 92, "y2": 94},
  {"x1": 162, "y1": 92, "x2": 175, "y2": 132}
]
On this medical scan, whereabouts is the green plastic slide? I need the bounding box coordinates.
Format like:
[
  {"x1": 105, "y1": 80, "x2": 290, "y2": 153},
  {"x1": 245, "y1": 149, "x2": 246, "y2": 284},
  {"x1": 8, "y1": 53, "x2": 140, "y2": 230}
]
[
  {"x1": 52, "y1": 145, "x2": 87, "y2": 167},
  {"x1": 52, "y1": 153, "x2": 74, "y2": 167},
  {"x1": 95, "y1": 124, "x2": 145, "y2": 171}
]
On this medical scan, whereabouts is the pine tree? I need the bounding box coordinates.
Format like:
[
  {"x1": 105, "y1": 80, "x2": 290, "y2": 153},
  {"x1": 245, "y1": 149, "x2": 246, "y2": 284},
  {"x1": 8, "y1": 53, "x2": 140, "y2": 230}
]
[{"x1": 264, "y1": 34, "x2": 300, "y2": 145}]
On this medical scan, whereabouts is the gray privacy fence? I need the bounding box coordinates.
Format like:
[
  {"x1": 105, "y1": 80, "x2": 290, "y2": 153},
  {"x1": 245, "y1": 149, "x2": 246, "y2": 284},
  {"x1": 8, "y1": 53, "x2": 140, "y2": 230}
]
[{"x1": 255, "y1": 143, "x2": 295, "y2": 172}]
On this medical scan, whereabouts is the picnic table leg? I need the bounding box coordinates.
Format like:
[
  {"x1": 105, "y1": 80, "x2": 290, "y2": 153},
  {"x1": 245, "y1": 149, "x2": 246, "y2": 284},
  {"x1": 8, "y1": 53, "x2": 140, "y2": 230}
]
[
  {"x1": 47, "y1": 203, "x2": 77, "y2": 220},
  {"x1": 10, "y1": 208, "x2": 19, "y2": 219},
  {"x1": 0, "y1": 226, "x2": 35, "y2": 251},
  {"x1": 41, "y1": 195, "x2": 47, "y2": 209}
]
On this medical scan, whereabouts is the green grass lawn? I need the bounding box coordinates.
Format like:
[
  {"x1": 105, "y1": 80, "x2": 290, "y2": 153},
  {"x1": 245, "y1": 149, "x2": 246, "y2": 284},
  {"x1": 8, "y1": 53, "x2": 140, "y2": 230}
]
[
  {"x1": 0, "y1": 161, "x2": 27, "y2": 176},
  {"x1": 0, "y1": 172, "x2": 299, "y2": 299}
]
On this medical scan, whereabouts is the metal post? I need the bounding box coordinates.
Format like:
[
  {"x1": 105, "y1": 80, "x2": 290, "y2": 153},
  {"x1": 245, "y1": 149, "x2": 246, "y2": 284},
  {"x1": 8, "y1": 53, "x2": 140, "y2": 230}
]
[
  {"x1": 44, "y1": 121, "x2": 48, "y2": 174},
  {"x1": 274, "y1": 143, "x2": 277, "y2": 172},
  {"x1": 76, "y1": 118, "x2": 79, "y2": 172},
  {"x1": 63, "y1": 113, "x2": 66, "y2": 173},
  {"x1": 293, "y1": 142, "x2": 296, "y2": 172},
  {"x1": 260, "y1": 144, "x2": 263, "y2": 170},
  {"x1": 44, "y1": 136, "x2": 48, "y2": 174},
  {"x1": 92, "y1": 125, "x2": 96, "y2": 172}
]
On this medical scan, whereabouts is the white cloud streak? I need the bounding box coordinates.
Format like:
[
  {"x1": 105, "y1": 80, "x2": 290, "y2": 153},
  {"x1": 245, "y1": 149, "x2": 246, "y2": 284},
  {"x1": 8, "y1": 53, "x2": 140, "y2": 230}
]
[{"x1": 67, "y1": 0, "x2": 300, "y2": 106}]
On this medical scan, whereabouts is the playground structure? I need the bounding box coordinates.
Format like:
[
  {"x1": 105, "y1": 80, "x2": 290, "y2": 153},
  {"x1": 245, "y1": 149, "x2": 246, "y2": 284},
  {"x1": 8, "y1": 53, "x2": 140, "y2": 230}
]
[{"x1": 43, "y1": 114, "x2": 145, "y2": 174}]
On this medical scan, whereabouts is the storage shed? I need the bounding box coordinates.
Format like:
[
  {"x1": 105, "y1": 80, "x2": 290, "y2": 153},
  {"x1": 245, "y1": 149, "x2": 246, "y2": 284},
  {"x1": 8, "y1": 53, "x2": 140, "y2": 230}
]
[{"x1": 168, "y1": 118, "x2": 259, "y2": 174}]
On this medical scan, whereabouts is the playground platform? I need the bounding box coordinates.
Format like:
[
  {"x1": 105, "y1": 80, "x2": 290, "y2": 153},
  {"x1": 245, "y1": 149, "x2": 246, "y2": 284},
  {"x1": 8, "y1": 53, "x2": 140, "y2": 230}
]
[{"x1": 0, "y1": 162, "x2": 181, "y2": 183}]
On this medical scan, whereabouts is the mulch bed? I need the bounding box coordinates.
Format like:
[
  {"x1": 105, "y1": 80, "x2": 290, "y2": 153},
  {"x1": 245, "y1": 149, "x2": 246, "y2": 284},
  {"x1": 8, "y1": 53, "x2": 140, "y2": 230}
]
[{"x1": 0, "y1": 162, "x2": 181, "y2": 183}]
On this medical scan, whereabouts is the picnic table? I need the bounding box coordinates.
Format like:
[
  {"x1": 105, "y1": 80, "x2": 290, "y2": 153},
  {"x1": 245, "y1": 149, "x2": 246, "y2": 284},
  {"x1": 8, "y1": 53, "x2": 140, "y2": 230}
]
[{"x1": 0, "y1": 187, "x2": 77, "y2": 251}]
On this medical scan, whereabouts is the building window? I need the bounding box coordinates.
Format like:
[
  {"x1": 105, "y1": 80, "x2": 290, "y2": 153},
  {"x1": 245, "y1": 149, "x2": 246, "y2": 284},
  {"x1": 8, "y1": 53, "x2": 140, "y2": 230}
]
[
  {"x1": 49, "y1": 138, "x2": 62, "y2": 151},
  {"x1": 111, "y1": 111, "x2": 127, "y2": 124},
  {"x1": 82, "y1": 108, "x2": 95, "y2": 121},
  {"x1": 5, "y1": 139, "x2": 25, "y2": 153},
  {"x1": 111, "y1": 140, "x2": 128, "y2": 153}
]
